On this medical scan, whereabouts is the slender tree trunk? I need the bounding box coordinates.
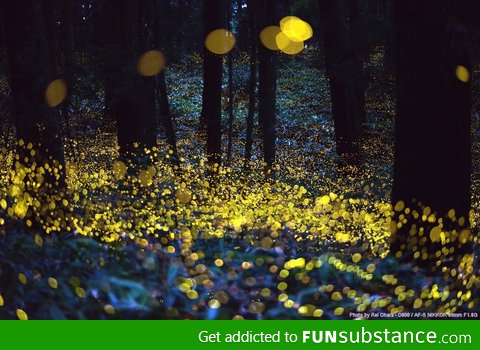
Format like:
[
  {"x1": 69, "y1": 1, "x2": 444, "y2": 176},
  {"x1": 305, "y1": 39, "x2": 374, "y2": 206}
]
[
  {"x1": 244, "y1": 0, "x2": 257, "y2": 167},
  {"x1": 138, "y1": 0, "x2": 159, "y2": 153},
  {"x1": 43, "y1": 0, "x2": 59, "y2": 73},
  {"x1": 200, "y1": 0, "x2": 226, "y2": 166},
  {"x1": 390, "y1": 0, "x2": 472, "y2": 267},
  {"x1": 157, "y1": 71, "x2": 179, "y2": 162},
  {"x1": 154, "y1": 0, "x2": 179, "y2": 163},
  {"x1": 383, "y1": 0, "x2": 395, "y2": 75},
  {"x1": 176, "y1": 0, "x2": 187, "y2": 59},
  {"x1": 318, "y1": 0, "x2": 362, "y2": 162},
  {"x1": 158, "y1": 0, "x2": 173, "y2": 56},
  {"x1": 256, "y1": 0, "x2": 277, "y2": 170},
  {"x1": 4, "y1": 1, "x2": 66, "y2": 197},
  {"x1": 95, "y1": 0, "x2": 156, "y2": 167},
  {"x1": 235, "y1": 0, "x2": 249, "y2": 52},
  {"x1": 348, "y1": 0, "x2": 367, "y2": 127},
  {"x1": 226, "y1": 1, "x2": 235, "y2": 162},
  {"x1": 60, "y1": 0, "x2": 76, "y2": 159},
  {"x1": 0, "y1": 6, "x2": 5, "y2": 48},
  {"x1": 74, "y1": 0, "x2": 85, "y2": 48}
]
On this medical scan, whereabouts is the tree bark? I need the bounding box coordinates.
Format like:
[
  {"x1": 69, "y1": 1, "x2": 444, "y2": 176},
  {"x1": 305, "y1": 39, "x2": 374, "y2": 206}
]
[
  {"x1": 318, "y1": 0, "x2": 363, "y2": 162},
  {"x1": 94, "y1": 0, "x2": 156, "y2": 167},
  {"x1": 256, "y1": 0, "x2": 277, "y2": 170},
  {"x1": 226, "y1": 0, "x2": 235, "y2": 162},
  {"x1": 390, "y1": 0, "x2": 472, "y2": 266},
  {"x1": 60, "y1": 0, "x2": 76, "y2": 160},
  {"x1": 244, "y1": 0, "x2": 257, "y2": 167},
  {"x1": 0, "y1": 6, "x2": 5, "y2": 49},
  {"x1": 42, "y1": 0, "x2": 59, "y2": 73},
  {"x1": 4, "y1": 1, "x2": 66, "y2": 198},
  {"x1": 153, "y1": 0, "x2": 179, "y2": 163},
  {"x1": 157, "y1": 71, "x2": 179, "y2": 162},
  {"x1": 200, "y1": 0, "x2": 226, "y2": 166},
  {"x1": 348, "y1": 0, "x2": 367, "y2": 127}
]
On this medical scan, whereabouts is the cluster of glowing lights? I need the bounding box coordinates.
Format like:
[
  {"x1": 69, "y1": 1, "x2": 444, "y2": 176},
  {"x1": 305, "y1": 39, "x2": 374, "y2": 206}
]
[
  {"x1": 3, "y1": 47, "x2": 479, "y2": 319},
  {"x1": 260, "y1": 16, "x2": 313, "y2": 55},
  {"x1": 0, "y1": 136, "x2": 478, "y2": 318}
]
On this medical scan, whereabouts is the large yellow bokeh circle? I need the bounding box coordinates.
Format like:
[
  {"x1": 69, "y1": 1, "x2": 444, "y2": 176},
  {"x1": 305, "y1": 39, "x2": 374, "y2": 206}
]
[
  {"x1": 137, "y1": 50, "x2": 166, "y2": 77},
  {"x1": 205, "y1": 29, "x2": 236, "y2": 55},
  {"x1": 260, "y1": 26, "x2": 281, "y2": 51}
]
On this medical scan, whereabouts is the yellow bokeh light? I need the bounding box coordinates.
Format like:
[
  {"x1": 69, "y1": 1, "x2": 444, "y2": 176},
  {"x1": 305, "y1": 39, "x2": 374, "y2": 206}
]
[
  {"x1": 112, "y1": 160, "x2": 127, "y2": 180},
  {"x1": 455, "y1": 65, "x2": 470, "y2": 83},
  {"x1": 45, "y1": 79, "x2": 67, "y2": 107},
  {"x1": 276, "y1": 32, "x2": 304, "y2": 55},
  {"x1": 280, "y1": 16, "x2": 313, "y2": 42},
  {"x1": 48, "y1": 277, "x2": 58, "y2": 289},
  {"x1": 104, "y1": 304, "x2": 115, "y2": 315},
  {"x1": 205, "y1": 29, "x2": 236, "y2": 55},
  {"x1": 176, "y1": 187, "x2": 192, "y2": 204},
  {"x1": 137, "y1": 50, "x2": 166, "y2": 77},
  {"x1": 16, "y1": 309, "x2": 28, "y2": 320},
  {"x1": 259, "y1": 26, "x2": 281, "y2": 51}
]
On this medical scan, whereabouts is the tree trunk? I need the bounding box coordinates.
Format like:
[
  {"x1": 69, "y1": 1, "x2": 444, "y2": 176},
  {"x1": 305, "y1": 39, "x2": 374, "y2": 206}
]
[
  {"x1": 256, "y1": 0, "x2": 277, "y2": 170},
  {"x1": 0, "y1": 6, "x2": 5, "y2": 48},
  {"x1": 390, "y1": 0, "x2": 472, "y2": 267},
  {"x1": 226, "y1": 0, "x2": 235, "y2": 162},
  {"x1": 244, "y1": 0, "x2": 257, "y2": 167},
  {"x1": 94, "y1": 0, "x2": 156, "y2": 167},
  {"x1": 60, "y1": 0, "x2": 76, "y2": 160},
  {"x1": 154, "y1": 0, "x2": 179, "y2": 163},
  {"x1": 200, "y1": 0, "x2": 226, "y2": 166},
  {"x1": 138, "y1": 0, "x2": 160, "y2": 153},
  {"x1": 235, "y1": 0, "x2": 249, "y2": 52},
  {"x1": 4, "y1": 1, "x2": 66, "y2": 205},
  {"x1": 382, "y1": 0, "x2": 395, "y2": 75},
  {"x1": 157, "y1": 71, "x2": 179, "y2": 162},
  {"x1": 318, "y1": 0, "x2": 362, "y2": 162},
  {"x1": 42, "y1": 0, "x2": 59, "y2": 73},
  {"x1": 348, "y1": 0, "x2": 367, "y2": 127}
]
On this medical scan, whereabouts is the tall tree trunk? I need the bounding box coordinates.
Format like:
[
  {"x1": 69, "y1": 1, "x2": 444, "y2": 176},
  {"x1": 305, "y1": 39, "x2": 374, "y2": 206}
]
[
  {"x1": 157, "y1": 71, "x2": 179, "y2": 162},
  {"x1": 43, "y1": 0, "x2": 59, "y2": 73},
  {"x1": 95, "y1": 0, "x2": 156, "y2": 167},
  {"x1": 60, "y1": 0, "x2": 76, "y2": 160},
  {"x1": 318, "y1": 0, "x2": 362, "y2": 162},
  {"x1": 4, "y1": 1, "x2": 66, "y2": 214},
  {"x1": 138, "y1": 0, "x2": 159, "y2": 154},
  {"x1": 390, "y1": 0, "x2": 472, "y2": 267},
  {"x1": 348, "y1": 0, "x2": 367, "y2": 127},
  {"x1": 382, "y1": 0, "x2": 395, "y2": 75},
  {"x1": 0, "y1": 6, "x2": 5, "y2": 48},
  {"x1": 226, "y1": 0, "x2": 235, "y2": 162},
  {"x1": 157, "y1": 0, "x2": 173, "y2": 57},
  {"x1": 74, "y1": 0, "x2": 86, "y2": 48},
  {"x1": 244, "y1": 0, "x2": 257, "y2": 167},
  {"x1": 176, "y1": 0, "x2": 187, "y2": 59},
  {"x1": 235, "y1": 0, "x2": 249, "y2": 52},
  {"x1": 256, "y1": 0, "x2": 277, "y2": 170},
  {"x1": 154, "y1": 0, "x2": 179, "y2": 163},
  {"x1": 200, "y1": 0, "x2": 226, "y2": 166}
]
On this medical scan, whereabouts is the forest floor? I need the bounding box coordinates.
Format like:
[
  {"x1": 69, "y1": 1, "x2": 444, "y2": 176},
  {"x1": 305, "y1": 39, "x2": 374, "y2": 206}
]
[{"x1": 0, "y1": 47, "x2": 479, "y2": 319}]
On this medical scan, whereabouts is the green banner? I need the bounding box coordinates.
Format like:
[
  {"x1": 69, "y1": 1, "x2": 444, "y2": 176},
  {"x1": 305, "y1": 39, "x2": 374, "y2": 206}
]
[{"x1": 0, "y1": 321, "x2": 477, "y2": 349}]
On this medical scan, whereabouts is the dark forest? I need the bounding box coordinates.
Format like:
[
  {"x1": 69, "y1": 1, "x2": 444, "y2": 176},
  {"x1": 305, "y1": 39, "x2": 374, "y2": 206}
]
[{"x1": 0, "y1": 0, "x2": 479, "y2": 320}]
